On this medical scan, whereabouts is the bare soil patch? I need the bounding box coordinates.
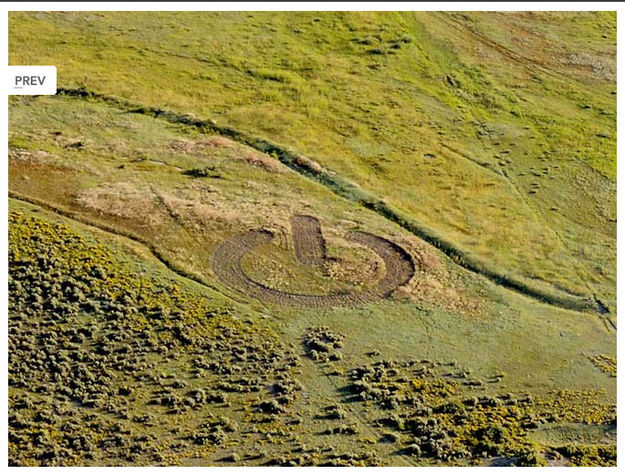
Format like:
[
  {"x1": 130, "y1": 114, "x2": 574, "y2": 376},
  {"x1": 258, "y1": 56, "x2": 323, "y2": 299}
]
[
  {"x1": 290, "y1": 215, "x2": 327, "y2": 267},
  {"x1": 212, "y1": 217, "x2": 415, "y2": 307}
]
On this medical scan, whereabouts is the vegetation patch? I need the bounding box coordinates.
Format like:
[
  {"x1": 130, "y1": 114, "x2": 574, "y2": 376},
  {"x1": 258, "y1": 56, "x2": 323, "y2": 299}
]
[
  {"x1": 554, "y1": 444, "x2": 616, "y2": 467},
  {"x1": 8, "y1": 211, "x2": 302, "y2": 466},
  {"x1": 182, "y1": 166, "x2": 223, "y2": 179},
  {"x1": 588, "y1": 354, "x2": 616, "y2": 378},
  {"x1": 303, "y1": 327, "x2": 345, "y2": 362},
  {"x1": 342, "y1": 358, "x2": 615, "y2": 466}
]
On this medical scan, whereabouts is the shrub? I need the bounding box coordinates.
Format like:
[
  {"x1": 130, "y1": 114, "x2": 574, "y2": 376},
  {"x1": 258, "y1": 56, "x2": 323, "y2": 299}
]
[{"x1": 182, "y1": 166, "x2": 221, "y2": 178}]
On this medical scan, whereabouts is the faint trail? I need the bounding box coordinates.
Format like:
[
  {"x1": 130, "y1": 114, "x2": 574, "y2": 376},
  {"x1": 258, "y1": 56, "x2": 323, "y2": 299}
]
[
  {"x1": 298, "y1": 355, "x2": 416, "y2": 466},
  {"x1": 290, "y1": 215, "x2": 326, "y2": 267},
  {"x1": 440, "y1": 143, "x2": 500, "y2": 175},
  {"x1": 8, "y1": 191, "x2": 238, "y2": 302},
  {"x1": 433, "y1": 12, "x2": 615, "y2": 329},
  {"x1": 434, "y1": 12, "x2": 577, "y2": 84},
  {"x1": 498, "y1": 167, "x2": 616, "y2": 332},
  {"x1": 150, "y1": 185, "x2": 204, "y2": 246}
]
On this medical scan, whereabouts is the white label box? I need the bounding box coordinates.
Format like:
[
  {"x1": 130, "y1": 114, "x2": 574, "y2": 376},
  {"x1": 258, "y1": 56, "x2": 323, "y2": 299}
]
[{"x1": 8, "y1": 66, "x2": 57, "y2": 95}]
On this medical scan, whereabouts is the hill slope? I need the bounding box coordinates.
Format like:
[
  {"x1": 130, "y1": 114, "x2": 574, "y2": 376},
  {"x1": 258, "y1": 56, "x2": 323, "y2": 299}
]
[{"x1": 8, "y1": 11, "x2": 616, "y2": 466}]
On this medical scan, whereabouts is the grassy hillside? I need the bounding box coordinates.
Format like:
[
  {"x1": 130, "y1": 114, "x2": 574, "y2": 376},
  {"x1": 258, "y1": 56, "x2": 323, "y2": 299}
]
[
  {"x1": 9, "y1": 11, "x2": 616, "y2": 313},
  {"x1": 8, "y1": 11, "x2": 616, "y2": 466}
]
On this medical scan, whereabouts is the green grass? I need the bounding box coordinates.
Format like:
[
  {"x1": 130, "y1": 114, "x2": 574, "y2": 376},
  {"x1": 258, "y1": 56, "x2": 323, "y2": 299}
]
[{"x1": 9, "y1": 11, "x2": 616, "y2": 312}]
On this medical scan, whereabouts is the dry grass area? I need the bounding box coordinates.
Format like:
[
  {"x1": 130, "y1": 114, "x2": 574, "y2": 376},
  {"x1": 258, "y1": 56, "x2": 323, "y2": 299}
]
[
  {"x1": 169, "y1": 136, "x2": 286, "y2": 173},
  {"x1": 76, "y1": 183, "x2": 160, "y2": 223}
]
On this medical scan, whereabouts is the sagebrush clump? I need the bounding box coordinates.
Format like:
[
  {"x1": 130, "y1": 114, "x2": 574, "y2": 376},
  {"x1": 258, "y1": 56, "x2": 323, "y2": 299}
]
[{"x1": 8, "y1": 211, "x2": 301, "y2": 466}]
